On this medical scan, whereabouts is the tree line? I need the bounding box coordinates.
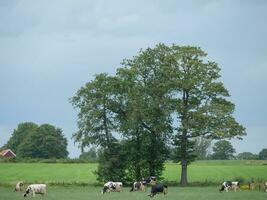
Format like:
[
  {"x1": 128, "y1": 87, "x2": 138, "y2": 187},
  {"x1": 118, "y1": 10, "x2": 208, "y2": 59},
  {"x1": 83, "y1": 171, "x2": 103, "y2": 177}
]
[{"x1": 81, "y1": 140, "x2": 267, "y2": 161}]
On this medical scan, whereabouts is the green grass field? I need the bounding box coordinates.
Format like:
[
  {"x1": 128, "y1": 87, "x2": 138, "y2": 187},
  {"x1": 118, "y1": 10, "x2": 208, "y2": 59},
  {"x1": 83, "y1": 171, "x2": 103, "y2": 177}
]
[
  {"x1": 0, "y1": 160, "x2": 266, "y2": 185},
  {"x1": 0, "y1": 186, "x2": 266, "y2": 200}
]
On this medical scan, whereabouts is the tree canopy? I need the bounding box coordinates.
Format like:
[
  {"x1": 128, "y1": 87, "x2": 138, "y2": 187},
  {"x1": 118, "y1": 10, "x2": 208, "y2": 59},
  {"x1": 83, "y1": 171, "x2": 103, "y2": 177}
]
[
  {"x1": 3, "y1": 122, "x2": 68, "y2": 159},
  {"x1": 71, "y1": 43, "x2": 246, "y2": 185}
]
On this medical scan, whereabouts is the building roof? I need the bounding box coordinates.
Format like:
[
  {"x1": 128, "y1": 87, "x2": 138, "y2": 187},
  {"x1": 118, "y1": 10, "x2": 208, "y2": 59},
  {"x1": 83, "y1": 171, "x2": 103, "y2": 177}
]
[{"x1": 0, "y1": 149, "x2": 16, "y2": 157}]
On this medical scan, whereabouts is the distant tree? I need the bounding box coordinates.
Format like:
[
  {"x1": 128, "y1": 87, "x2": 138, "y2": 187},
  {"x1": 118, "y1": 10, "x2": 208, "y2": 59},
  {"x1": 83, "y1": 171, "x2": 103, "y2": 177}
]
[
  {"x1": 3, "y1": 122, "x2": 38, "y2": 153},
  {"x1": 237, "y1": 152, "x2": 258, "y2": 160},
  {"x1": 259, "y1": 148, "x2": 267, "y2": 160},
  {"x1": 211, "y1": 140, "x2": 236, "y2": 160},
  {"x1": 79, "y1": 147, "x2": 98, "y2": 162},
  {"x1": 18, "y1": 124, "x2": 68, "y2": 158},
  {"x1": 193, "y1": 137, "x2": 212, "y2": 160}
]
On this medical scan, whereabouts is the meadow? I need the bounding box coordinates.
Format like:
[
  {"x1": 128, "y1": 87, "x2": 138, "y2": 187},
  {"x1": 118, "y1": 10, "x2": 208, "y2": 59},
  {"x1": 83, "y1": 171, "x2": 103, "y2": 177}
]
[
  {"x1": 0, "y1": 160, "x2": 266, "y2": 186},
  {"x1": 0, "y1": 186, "x2": 266, "y2": 200}
]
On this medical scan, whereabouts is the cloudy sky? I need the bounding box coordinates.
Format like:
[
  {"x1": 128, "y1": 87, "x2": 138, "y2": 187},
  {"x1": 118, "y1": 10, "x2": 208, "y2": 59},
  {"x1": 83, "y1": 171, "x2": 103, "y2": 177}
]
[{"x1": 0, "y1": 0, "x2": 266, "y2": 157}]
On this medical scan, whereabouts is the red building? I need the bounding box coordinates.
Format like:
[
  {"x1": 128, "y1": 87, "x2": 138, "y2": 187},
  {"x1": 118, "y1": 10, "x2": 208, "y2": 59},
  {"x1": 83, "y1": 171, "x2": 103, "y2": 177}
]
[{"x1": 0, "y1": 149, "x2": 16, "y2": 157}]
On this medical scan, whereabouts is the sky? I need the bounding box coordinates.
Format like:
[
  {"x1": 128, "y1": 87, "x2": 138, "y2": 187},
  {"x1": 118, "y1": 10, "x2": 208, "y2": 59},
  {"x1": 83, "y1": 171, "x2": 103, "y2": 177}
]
[{"x1": 0, "y1": 0, "x2": 266, "y2": 158}]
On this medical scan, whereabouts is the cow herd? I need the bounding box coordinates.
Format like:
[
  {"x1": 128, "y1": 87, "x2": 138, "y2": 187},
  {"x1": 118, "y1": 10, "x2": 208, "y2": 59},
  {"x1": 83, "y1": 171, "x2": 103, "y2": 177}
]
[
  {"x1": 13, "y1": 178, "x2": 267, "y2": 198},
  {"x1": 219, "y1": 181, "x2": 267, "y2": 193},
  {"x1": 100, "y1": 176, "x2": 168, "y2": 197}
]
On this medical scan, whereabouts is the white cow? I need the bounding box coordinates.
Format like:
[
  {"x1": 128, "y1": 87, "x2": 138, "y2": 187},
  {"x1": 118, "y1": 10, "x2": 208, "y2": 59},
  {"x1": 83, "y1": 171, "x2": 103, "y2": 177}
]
[
  {"x1": 101, "y1": 181, "x2": 123, "y2": 194},
  {"x1": 14, "y1": 181, "x2": 23, "y2": 192},
  {"x1": 219, "y1": 181, "x2": 240, "y2": 192},
  {"x1": 24, "y1": 184, "x2": 47, "y2": 197}
]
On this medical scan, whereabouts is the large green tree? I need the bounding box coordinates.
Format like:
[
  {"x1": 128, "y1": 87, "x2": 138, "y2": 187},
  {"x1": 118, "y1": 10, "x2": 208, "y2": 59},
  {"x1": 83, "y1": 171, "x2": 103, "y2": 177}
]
[
  {"x1": 164, "y1": 45, "x2": 246, "y2": 186},
  {"x1": 211, "y1": 140, "x2": 236, "y2": 160}
]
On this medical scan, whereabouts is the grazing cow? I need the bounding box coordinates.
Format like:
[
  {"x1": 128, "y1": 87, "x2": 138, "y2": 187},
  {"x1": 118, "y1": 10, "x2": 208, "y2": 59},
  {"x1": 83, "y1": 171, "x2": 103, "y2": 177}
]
[
  {"x1": 130, "y1": 177, "x2": 156, "y2": 192},
  {"x1": 130, "y1": 181, "x2": 146, "y2": 192},
  {"x1": 23, "y1": 184, "x2": 46, "y2": 197},
  {"x1": 14, "y1": 181, "x2": 23, "y2": 192},
  {"x1": 148, "y1": 183, "x2": 168, "y2": 198},
  {"x1": 264, "y1": 182, "x2": 267, "y2": 192},
  {"x1": 101, "y1": 181, "x2": 123, "y2": 194},
  {"x1": 219, "y1": 181, "x2": 240, "y2": 192}
]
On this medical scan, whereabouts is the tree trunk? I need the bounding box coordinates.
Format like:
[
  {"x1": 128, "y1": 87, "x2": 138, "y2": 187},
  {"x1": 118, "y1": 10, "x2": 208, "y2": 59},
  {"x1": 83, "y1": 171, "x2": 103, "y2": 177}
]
[
  {"x1": 180, "y1": 159, "x2": 188, "y2": 186},
  {"x1": 179, "y1": 89, "x2": 189, "y2": 186}
]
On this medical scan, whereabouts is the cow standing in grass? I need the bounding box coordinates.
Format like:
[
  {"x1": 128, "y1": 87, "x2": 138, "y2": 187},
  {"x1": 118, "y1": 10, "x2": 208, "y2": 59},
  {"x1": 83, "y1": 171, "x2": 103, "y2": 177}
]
[
  {"x1": 101, "y1": 182, "x2": 123, "y2": 194},
  {"x1": 23, "y1": 184, "x2": 47, "y2": 197},
  {"x1": 219, "y1": 181, "x2": 240, "y2": 192},
  {"x1": 264, "y1": 182, "x2": 267, "y2": 192},
  {"x1": 14, "y1": 181, "x2": 23, "y2": 192},
  {"x1": 130, "y1": 176, "x2": 157, "y2": 192}
]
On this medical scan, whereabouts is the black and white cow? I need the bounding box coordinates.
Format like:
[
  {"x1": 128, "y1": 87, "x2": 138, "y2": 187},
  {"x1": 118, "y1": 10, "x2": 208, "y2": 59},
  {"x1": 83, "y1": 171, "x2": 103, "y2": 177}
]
[
  {"x1": 130, "y1": 176, "x2": 157, "y2": 192},
  {"x1": 23, "y1": 184, "x2": 47, "y2": 197},
  {"x1": 101, "y1": 181, "x2": 123, "y2": 194},
  {"x1": 264, "y1": 182, "x2": 267, "y2": 192},
  {"x1": 219, "y1": 181, "x2": 240, "y2": 192},
  {"x1": 148, "y1": 183, "x2": 168, "y2": 198}
]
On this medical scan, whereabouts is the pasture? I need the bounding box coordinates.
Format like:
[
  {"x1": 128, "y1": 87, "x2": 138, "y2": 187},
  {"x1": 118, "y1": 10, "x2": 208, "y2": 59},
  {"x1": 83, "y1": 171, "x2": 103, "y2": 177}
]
[
  {"x1": 0, "y1": 160, "x2": 266, "y2": 185},
  {"x1": 0, "y1": 186, "x2": 266, "y2": 200}
]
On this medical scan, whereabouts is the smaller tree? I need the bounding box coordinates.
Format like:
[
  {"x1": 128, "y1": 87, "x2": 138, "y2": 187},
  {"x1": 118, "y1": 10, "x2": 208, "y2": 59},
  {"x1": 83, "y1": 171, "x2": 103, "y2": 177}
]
[
  {"x1": 211, "y1": 140, "x2": 236, "y2": 160},
  {"x1": 259, "y1": 148, "x2": 267, "y2": 160},
  {"x1": 237, "y1": 152, "x2": 258, "y2": 160}
]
